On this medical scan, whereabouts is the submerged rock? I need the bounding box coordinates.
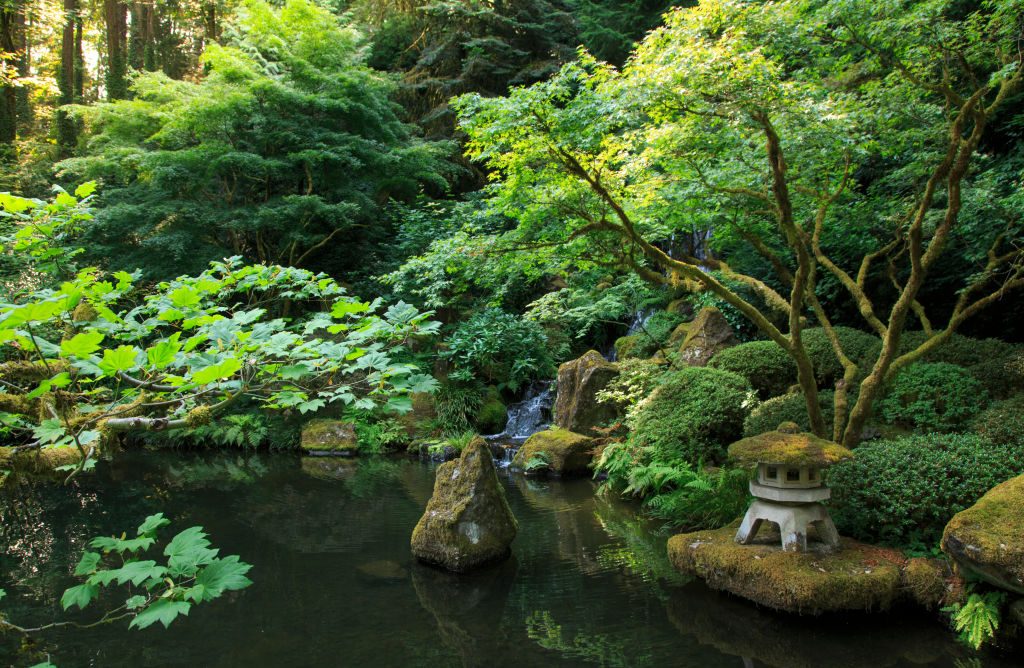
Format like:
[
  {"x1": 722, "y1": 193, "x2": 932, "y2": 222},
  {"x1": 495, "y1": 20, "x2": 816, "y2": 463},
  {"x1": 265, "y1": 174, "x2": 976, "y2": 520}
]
[
  {"x1": 511, "y1": 428, "x2": 594, "y2": 477},
  {"x1": 357, "y1": 560, "x2": 408, "y2": 581},
  {"x1": 300, "y1": 419, "x2": 358, "y2": 455},
  {"x1": 411, "y1": 438, "x2": 518, "y2": 572},
  {"x1": 677, "y1": 307, "x2": 738, "y2": 367},
  {"x1": 553, "y1": 350, "x2": 620, "y2": 435},
  {"x1": 942, "y1": 473, "x2": 1024, "y2": 594},
  {"x1": 667, "y1": 525, "x2": 905, "y2": 614}
]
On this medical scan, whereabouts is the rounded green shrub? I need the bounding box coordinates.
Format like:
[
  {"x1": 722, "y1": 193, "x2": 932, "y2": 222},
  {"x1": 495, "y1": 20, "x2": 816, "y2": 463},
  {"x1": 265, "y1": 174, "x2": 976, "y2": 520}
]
[
  {"x1": 877, "y1": 362, "x2": 989, "y2": 433},
  {"x1": 898, "y1": 332, "x2": 1024, "y2": 398},
  {"x1": 802, "y1": 326, "x2": 881, "y2": 387},
  {"x1": 709, "y1": 340, "x2": 797, "y2": 399},
  {"x1": 971, "y1": 395, "x2": 1024, "y2": 447},
  {"x1": 828, "y1": 434, "x2": 1024, "y2": 548},
  {"x1": 631, "y1": 367, "x2": 751, "y2": 466},
  {"x1": 743, "y1": 390, "x2": 836, "y2": 437}
]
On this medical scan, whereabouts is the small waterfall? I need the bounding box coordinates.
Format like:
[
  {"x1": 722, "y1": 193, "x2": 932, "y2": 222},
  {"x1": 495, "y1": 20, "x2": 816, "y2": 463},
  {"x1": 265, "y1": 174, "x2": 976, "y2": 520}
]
[
  {"x1": 488, "y1": 381, "x2": 554, "y2": 443},
  {"x1": 626, "y1": 308, "x2": 656, "y2": 336}
]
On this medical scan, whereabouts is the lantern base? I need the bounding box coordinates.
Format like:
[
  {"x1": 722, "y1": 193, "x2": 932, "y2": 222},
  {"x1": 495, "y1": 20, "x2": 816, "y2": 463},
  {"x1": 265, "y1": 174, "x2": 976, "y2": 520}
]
[{"x1": 735, "y1": 499, "x2": 840, "y2": 552}]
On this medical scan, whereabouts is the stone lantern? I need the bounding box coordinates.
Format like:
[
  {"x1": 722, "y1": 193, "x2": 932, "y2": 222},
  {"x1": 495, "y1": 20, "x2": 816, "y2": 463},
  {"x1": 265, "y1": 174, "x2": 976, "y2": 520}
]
[{"x1": 728, "y1": 422, "x2": 853, "y2": 552}]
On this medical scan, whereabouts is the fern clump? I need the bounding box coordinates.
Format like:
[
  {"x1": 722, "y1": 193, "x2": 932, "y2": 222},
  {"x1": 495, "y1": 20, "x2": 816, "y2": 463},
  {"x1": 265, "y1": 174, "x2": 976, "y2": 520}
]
[{"x1": 945, "y1": 591, "x2": 1005, "y2": 650}]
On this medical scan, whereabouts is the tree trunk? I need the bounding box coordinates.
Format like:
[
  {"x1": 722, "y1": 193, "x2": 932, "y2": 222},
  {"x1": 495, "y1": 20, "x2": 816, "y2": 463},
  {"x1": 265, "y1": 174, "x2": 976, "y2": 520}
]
[
  {"x1": 0, "y1": 2, "x2": 18, "y2": 158},
  {"x1": 57, "y1": 0, "x2": 82, "y2": 156},
  {"x1": 14, "y1": 1, "x2": 29, "y2": 132},
  {"x1": 104, "y1": 0, "x2": 128, "y2": 99}
]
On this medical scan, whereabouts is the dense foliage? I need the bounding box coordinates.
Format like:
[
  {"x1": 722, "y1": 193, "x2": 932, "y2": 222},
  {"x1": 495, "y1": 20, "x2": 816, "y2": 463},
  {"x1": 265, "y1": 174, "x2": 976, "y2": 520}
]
[
  {"x1": 59, "y1": 0, "x2": 450, "y2": 280},
  {"x1": 629, "y1": 367, "x2": 751, "y2": 467},
  {"x1": 828, "y1": 435, "x2": 1024, "y2": 549},
  {"x1": 877, "y1": 362, "x2": 989, "y2": 433}
]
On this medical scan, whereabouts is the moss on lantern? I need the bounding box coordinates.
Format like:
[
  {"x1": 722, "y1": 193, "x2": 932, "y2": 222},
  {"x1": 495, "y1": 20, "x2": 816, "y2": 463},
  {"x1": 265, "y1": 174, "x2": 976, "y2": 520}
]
[{"x1": 728, "y1": 422, "x2": 853, "y2": 468}]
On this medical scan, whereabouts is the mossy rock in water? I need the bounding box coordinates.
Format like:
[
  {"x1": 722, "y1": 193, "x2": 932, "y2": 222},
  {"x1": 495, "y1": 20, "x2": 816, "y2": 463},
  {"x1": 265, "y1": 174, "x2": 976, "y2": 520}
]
[
  {"x1": 511, "y1": 428, "x2": 594, "y2": 477},
  {"x1": 300, "y1": 419, "x2": 358, "y2": 455},
  {"x1": 473, "y1": 387, "x2": 507, "y2": 435},
  {"x1": 411, "y1": 437, "x2": 518, "y2": 572},
  {"x1": 553, "y1": 350, "x2": 620, "y2": 435},
  {"x1": 942, "y1": 473, "x2": 1024, "y2": 594},
  {"x1": 728, "y1": 423, "x2": 853, "y2": 468},
  {"x1": 667, "y1": 525, "x2": 904, "y2": 614}
]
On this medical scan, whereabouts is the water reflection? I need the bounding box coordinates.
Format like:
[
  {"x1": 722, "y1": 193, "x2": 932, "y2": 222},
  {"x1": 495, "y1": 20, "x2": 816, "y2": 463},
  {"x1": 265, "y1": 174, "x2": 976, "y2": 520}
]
[{"x1": 0, "y1": 453, "x2": 1016, "y2": 667}]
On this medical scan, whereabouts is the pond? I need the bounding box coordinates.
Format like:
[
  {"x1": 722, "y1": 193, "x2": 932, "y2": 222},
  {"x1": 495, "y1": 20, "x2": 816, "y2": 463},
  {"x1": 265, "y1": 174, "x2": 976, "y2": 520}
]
[{"x1": 0, "y1": 452, "x2": 1015, "y2": 667}]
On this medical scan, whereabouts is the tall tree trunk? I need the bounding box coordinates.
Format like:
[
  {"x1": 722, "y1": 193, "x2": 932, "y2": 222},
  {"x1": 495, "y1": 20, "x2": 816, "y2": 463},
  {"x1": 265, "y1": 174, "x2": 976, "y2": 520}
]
[
  {"x1": 57, "y1": 0, "x2": 82, "y2": 157},
  {"x1": 104, "y1": 0, "x2": 128, "y2": 99},
  {"x1": 0, "y1": 1, "x2": 18, "y2": 160},
  {"x1": 14, "y1": 0, "x2": 29, "y2": 132}
]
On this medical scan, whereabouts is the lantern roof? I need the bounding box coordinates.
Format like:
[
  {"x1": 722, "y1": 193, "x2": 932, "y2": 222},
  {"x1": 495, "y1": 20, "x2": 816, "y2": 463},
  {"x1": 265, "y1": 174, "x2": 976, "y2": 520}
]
[{"x1": 728, "y1": 422, "x2": 854, "y2": 468}]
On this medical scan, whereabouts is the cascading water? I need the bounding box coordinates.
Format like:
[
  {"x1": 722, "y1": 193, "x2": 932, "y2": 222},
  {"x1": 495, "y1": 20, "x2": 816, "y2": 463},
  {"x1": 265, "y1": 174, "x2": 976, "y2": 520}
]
[
  {"x1": 488, "y1": 381, "x2": 555, "y2": 465},
  {"x1": 605, "y1": 307, "x2": 656, "y2": 361}
]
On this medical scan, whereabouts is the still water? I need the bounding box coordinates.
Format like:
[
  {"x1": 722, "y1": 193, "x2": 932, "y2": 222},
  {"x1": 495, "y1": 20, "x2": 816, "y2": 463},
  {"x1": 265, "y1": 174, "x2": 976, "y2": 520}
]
[{"x1": 0, "y1": 452, "x2": 1015, "y2": 667}]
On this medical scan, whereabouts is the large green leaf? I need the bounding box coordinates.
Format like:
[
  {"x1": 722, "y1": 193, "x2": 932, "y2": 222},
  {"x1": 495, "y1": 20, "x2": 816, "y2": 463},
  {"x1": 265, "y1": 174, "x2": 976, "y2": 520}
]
[
  {"x1": 137, "y1": 513, "x2": 171, "y2": 536},
  {"x1": 145, "y1": 334, "x2": 182, "y2": 369},
  {"x1": 60, "y1": 330, "x2": 105, "y2": 358},
  {"x1": 60, "y1": 583, "x2": 99, "y2": 611},
  {"x1": 129, "y1": 599, "x2": 192, "y2": 630},
  {"x1": 190, "y1": 357, "x2": 242, "y2": 385},
  {"x1": 164, "y1": 526, "x2": 218, "y2": 577},
  {"x1": 99, "y1": 345, "x2": 141, "y2": 376},
  {"x1": 89, "y1": 560, "x2": 167, "y2": 587},
  {"x1": 193, "y1": 556, "x2": 253, "y2": 601}
]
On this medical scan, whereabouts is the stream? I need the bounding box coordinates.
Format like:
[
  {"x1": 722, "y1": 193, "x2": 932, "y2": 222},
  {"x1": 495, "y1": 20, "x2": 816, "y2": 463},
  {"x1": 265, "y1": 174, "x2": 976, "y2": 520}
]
[{"x1": 0, "y1": 452, "x2": 1015, "y2": 667}]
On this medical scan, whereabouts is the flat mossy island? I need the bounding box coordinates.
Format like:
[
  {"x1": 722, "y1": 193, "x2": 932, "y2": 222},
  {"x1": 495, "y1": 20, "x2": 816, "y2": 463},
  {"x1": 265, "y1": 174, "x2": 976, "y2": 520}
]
[
  {"x1": 300, "y1": 420, "x2": 359, "y2": 456},
  {"x1": 943, "y1": 473, "x2": 1024, "y2": 595},
  {"x1": 510, "y1": 428, "x2": 595, "y2": 477},
  {"x1": 411, "y1": 438, "x2": 518, "y2": 572},
  {"x1": 668, "y1": 526, "x2": 909, "y2": 615}
]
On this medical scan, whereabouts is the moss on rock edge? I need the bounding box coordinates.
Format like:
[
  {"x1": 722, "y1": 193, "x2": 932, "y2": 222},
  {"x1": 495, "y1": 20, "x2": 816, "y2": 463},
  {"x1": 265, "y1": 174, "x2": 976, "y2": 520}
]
[
  {"x1": 667, "y1": 525, "x2": 905, "y2": 614},
  {"x1": 942, "y1": 473, "x2": 1024, "y2": 594},
  {"x1": 511, "y1": 428, "x2": 594, "y2": 477},
  {"x1": 410, "y1": 437, "x2": 518, "y2": 572}
]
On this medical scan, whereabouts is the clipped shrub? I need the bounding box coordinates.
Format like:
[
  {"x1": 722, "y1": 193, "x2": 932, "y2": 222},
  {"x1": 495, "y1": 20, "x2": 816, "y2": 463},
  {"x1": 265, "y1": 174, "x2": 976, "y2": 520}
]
[
  {"x1": 827, "y1": 434, "x2": 1024, "y2": 548},
  {"x1": 877, "y1": 362, "x2": 989, "y2": 433},
  {"x1": 709, "y1": 340, "x2": 797, "y2": 399},
  {"x1": 971, "y1": 395, "x2": 1024, "y2": 446},
  {"x1": 742, "y1": 390, "x2": 836, "y2": 437},
  {"x1": 899, "y1": 332, "x2": 1024, "y2": 398},
  {"x1": 630, "y1": 367, "x2": 752, "y2": 466},
  {"x1": 802, "y1": 326, "x2": 881, "y2": 387}
]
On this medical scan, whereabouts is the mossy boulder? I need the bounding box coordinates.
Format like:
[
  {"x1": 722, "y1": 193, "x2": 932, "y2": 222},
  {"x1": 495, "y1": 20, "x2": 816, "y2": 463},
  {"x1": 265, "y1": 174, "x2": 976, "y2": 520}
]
[
  {"x1": 473, "y1": 387, "x2": 507, "y2": 435},
  {"x1": 667, "y1": 525, "x2": 904, "y2": 614},
  {"x1": 411, "y1": 437, "x2": 518, "y2": 572},
  {"x1": 553, "y1": 350, "x2": 620, "y2": 435},
  {"x1": 300, "y1": 419, "x2": 358, "y2": 455},
  {"x1": 511, "y1": 428, "x2": 594, "y2": 477},
  {"x1": 942, "y1": 473, "x2": 1024, "y2": 594},
  {"x1": 677, "y1": 307, "x2": 739, "y2": 367},
  {"x1": 613, "y1": 334, "x2": 646, "y2": 360},
  {"x1": 728, "y1": 422, "x2": 853, "y2": 468}
]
